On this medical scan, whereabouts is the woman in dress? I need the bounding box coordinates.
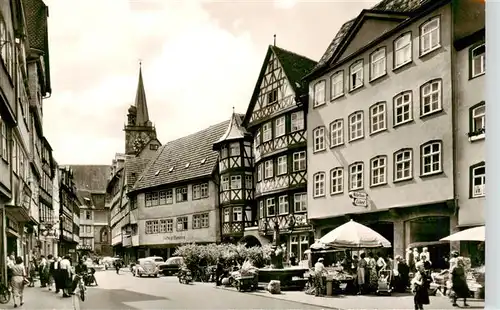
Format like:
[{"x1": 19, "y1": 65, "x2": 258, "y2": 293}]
[
  {"x1": 451, "y1": 257, "x2": 470, "y2": 307},
  {"x1": 357, "y1": 252, "x2": 367, "y2": 294},
  {"x1": 10, "y1": 256, "x2": 27, "y2": 308},
  {"x1": 411, "y1": 261, "x2": 430, "y2": 310}
]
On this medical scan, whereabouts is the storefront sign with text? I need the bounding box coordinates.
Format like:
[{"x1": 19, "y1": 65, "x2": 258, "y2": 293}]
[
  {"x1": 348, "y1": 191, "x2": 368, "y2": 207},
  {"x1": 163, "y1": 235, "x2": 187, "y2": 241}
]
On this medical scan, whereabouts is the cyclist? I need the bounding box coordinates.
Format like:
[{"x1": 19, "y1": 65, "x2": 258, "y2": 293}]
[
  {"x1": 70, "y1": 259, "x2": 87, "y2": 295},
  {"x1": 113, "y1": 259, "x2": 122, "y2": 275}
]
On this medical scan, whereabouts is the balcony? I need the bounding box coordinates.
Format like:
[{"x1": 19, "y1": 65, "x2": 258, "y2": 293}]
[
  {"x1": 258, "y1": 213, "x2": 311, "y2": 235},
  {"x1": 255, "y1": 172, "x2": 306, "y2": 196},
  {"x1": 255, "y1": 130, "x2": 306, "y2": 162},
  {"x1": 112, "y1": 233, "x2": 122, "y2": 246}
]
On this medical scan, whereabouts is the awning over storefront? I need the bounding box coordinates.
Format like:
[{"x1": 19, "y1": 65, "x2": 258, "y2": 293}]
[{"x1": 440, "y1": 226, "x2": 485, "y2": 242}]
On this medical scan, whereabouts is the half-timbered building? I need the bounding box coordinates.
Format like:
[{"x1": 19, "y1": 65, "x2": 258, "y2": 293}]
[
  {"x1": 243, "y1": 45, "x2": 317, "y2": 260},
  {"x1": 212, "y1": 112, "x2": 257, "y2": 243}
]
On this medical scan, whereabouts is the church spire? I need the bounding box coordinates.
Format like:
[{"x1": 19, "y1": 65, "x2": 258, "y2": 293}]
[{"x1": 134, "y1": 63, "x2": 150, "y2": 126}]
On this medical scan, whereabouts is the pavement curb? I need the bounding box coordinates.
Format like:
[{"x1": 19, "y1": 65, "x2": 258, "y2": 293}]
[{"x1": 214, "y1": 286, "x2": 341, "y2": 310}]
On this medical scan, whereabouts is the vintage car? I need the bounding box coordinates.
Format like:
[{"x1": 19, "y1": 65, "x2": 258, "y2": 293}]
[
  {"x1": 161, "y1": 256, "x2": 184, "y2": 276},
  {"x1": 145, "y1": 256, "x2": 169, "y2": 275},
  {"x1": 132, "y1": 258, "x2": 160, "y2": 277}
]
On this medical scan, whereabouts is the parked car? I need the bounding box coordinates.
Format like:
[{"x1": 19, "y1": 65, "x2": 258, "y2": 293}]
[
  {"x1": 161, "y1": 256, "x2": 184, "y2": 276},
  {"x1": 145, "y1": 256, "x2": 169, "y2": 275},
  {"x1": 132, "y1": 258, "x2": 160, "y2": 277}
]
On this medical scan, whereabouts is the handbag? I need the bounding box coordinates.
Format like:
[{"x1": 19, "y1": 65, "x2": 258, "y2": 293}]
[{"x1": 23, "y1": 277, "x2": 30, "y2": 286}]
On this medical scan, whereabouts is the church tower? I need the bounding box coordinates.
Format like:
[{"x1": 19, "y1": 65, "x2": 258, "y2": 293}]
[{"x1": 124, "y1": 64, "x2": 159, "y2": 155}]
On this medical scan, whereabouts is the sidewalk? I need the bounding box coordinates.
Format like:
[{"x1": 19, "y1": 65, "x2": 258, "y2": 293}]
[
  {"x1": 0, "y1": 286, "x2": 76, "y2": 310},
  {"x1": 215, "y1": 285, "x2": 485, "y2": 310}
]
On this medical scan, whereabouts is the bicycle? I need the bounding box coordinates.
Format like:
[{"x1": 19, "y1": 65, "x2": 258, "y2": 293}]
[
  {"x1": 75, "y1": 274, "x2": 86, "y2": 302},
  {"x1": 0, "y1": 281, "x2": 11, "y2": 304}
]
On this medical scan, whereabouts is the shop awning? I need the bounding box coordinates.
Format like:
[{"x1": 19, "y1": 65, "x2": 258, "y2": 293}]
[
  {"x1": 440, "y1": 226, "x2": 485, "y2": 242},
  {"x1": 315, "y1": 219, "x2": 391, "y2": 249}
]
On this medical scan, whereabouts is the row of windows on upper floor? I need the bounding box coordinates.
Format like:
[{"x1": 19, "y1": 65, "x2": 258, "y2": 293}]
[
  {"x1": 221, "y1": 174, "x2": 253, "y2": 191},
  {"x1": 254, "y1": 111, "x2": 305, "y2": 147},
  {"x1": 145, "y1": 213, "x2": 209, "y2": 234},
  {"x1": 144, "y1": 183, "x2": 210, "y2": 207},
  {"x1": 219, "y1": 141, "x2": 252, "y2": 159},
  {"x1": 312, "y1": 17, "x2": 485, "y2": 108},
  {"x1": 312, "y1": 140, "x2": 446, "y2": 197},
  {"x1": 256, "y1": 151, "x2": 306, "y2": 182},
  {"x1": 312, "y1": 78, "x2": 445, "y2": 152},
  {"x1": 258, "y1": 192, "x2": 307, "y2": 218}
]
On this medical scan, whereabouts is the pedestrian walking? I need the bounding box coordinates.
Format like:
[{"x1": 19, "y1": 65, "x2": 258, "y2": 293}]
[
  {"x1": 411, "y1": 261, "x2": 430, "y2": 310},
  {"x1": 59, "y1": 255, "x2": 72, "y2": 297},
  {"x1": 47, "y1": 255, "x2": 55, "y2": 291},
  {"x1": 10, "y1": 256, "x2": 27, "y2": 308},
  {"x1": 450, "y1": 257, "x2": 470, "y2": 307},
  {"x1": 53, "y1": 256, "x2": 63, "y2": 294},
  {"x1": 28, "y1": 259, "x2": 36, "y2": 287}
]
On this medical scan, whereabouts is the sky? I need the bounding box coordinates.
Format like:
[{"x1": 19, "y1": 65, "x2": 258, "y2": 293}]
[{"x1": 43, "y1": 0, "x2": 379, "y2": 165}]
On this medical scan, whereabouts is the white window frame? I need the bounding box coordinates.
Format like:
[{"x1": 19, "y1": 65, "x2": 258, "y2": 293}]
[
  {"x1": 349, "y1": 111, "x2": 364, "y2": 141},
  {"x1": 394, "y1": 149, "x2": 413, "y2": 182},
  {"x1": 229, "y1": 142, "x2": 240, "y2": 156},
  {"x1": 277, "y1": 155, "x2": 287, "y2": 175},
  {"x1": 330, "y1": 70, "x2": 344, "y2": 99},
  {"x1": 264, "y1": 160, "x2": 273, "y2": 179},
  {"x1": 275, "y1": 116, "x2": 286, "y2": 138},
  {"x1": 394, "y1": 91, "x2": 413, "y2": 126},
  {"x1": 370, "y1": 156, "x2": 387, "y2": 186},
  {"x1": 421, "y1": 80, "x2": 442, "y2": 116},
  {"x1": 233, "y1": 207, "x2": 243, "y2": 222},
  {"x1": 313, "y1": 80, "x2": 326, "y2": 107},
  {"x1": 200, "y1": 183, "x2": 209, "y2": 198},
  {"x1": 223, "y1": 208, "x2": 230, "y2": 223},
  {"x1": 329, "y1": 119, "x2": 344, "y2": 147},
  {"x1": 278, "y1": 195, "x2": 289, "y2": 215},
  {"x1": 349, "y1": 60, "x2": 364, "y2": 91},
  {"x1": 394, "y1": 33, "x2": 412, "y2": 68},
  {"x1": 370, "y1": 102, "x2": 386, "y2": 134},
  {"x1": 230, "y1": 175, "x2": 242, "y2": 189},
  {"x1": 471, "y1": 103, "x2": 485, "y2": 133},
  {"x1": 293, "y1": 193, "x2": 307, "y2": 212},
  {"x1": 291, "y1": 111, "x2": 304, "y2": 132},
  {"x1": 292, "y1": 151, "x2": 306, "y2": 172},
  {"x1": 471, "y1": 43, "x2": 485, "y2": 78},
  {"x1": 192, "y1": 185, "x2": 201, "y2": 200},
  {"x1": 176, "y1": 217, "x2": 188, "y2": 231},
  {"x1": 349, "y1": 163, "x2": 364, "y2": 190},
  {"x1": 421, "y1": 141, "x2": 442, "y2": 176},
  {"x1": 313, "y1": 127, "x2": 326, "y2": 152},
  {"x1": 222, "y1": 176, "x2": 229, "y2": 191},
  {"x1": 370, "y1": 48, "x2": 386, "y2": 81},
  {"x1": 330, "y1": 168, "x2": 344, "y2": 195},
  {"x1": 245, "y1": 175, "x2": 253, "y2": 189},
  {"x1": 471, "y1": 164, "x2": 485, "y2": 198},
  {"x1": 262, "y1": 122, "x2": 272, "y2": 142},
  {"x1": 266, "y1": 198, "x2": 275, "y2": 216},
  {"x1": 420, "y1": 17, "x2": 441, "y2": 56},
  {"x1": 257, "y1": 164, "x2": 262, "y2": 182},
  {"x1": 166, "y1": 219, "x2": 173, "y2": 232},
  {"x1": 313, "y1": 172, "x2": 326, "y2": 197}
]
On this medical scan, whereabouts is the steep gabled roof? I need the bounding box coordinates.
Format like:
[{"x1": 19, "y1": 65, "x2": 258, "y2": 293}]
[
  {"x1": 134, "y1": 66, "x2": 150, "y2": 126},
  {"x1": 125, "y1": 156, "x2": 152, "y2": 191},
  {"x1": 243, "y1": 45, "x2": 317, "y2": 125},
  {"x1": 132, "y1": 119, "x2": 231, "y2": 192},
  {"x1": 307, "y1": 0, "x2": 427, "y2": 79},
  {"x1": 69, "y1": 165, "x2": 111, "y2": 192},
  {"x1": 213, "y1": 112, "x2": 248, "y2": 148}
]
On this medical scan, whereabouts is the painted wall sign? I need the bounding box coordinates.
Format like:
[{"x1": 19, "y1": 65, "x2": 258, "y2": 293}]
[{"x1": 163, "y1": 235, "x2": 186, "y2": 241}]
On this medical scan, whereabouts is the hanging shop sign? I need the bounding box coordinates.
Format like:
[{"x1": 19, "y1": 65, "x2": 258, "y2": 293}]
[{"x1": 348, "y1": 191, "x2": 368, "y2": 207}]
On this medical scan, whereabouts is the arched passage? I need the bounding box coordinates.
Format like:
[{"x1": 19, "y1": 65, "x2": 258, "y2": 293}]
[
  {"x1": 239, "y1": 235, "x2": 262, "y2": 248},
  {"x1": 100, "y1": 227, "x2": 110, "y2": 243}
]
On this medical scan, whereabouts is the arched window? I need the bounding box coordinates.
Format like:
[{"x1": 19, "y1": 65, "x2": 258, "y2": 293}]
[{"x1": 101, "y1": 228, "x2": 109, "y2": 243}]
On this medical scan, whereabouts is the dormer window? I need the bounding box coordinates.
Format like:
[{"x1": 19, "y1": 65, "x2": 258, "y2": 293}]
[
  {"x1": 200, "y1": 158, "x2": 207, "y2": 164},
  {"x1": 169, "y1": 167, "x2": 174, "y2": 173},
  {"x1": 185, "y1": 163, "x2": 190, "y2": 168},
  {"x1": 267, "y1": 89, "x2": 278, "y2": 105},
  {"x1": 150, "y1": 144, "x2": 158, "y2": 150},
  {"x1": 154, "y1": 170, "x2": 161, "y2": 176}
]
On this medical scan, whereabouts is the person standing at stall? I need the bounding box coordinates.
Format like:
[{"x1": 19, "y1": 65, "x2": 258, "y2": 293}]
[
  {"x1": 314, "y1": 258, "x2": 327, "y2": 297},
  {"x1": 450, "y1": 257, "x2": 470, "y2": 307},
  {"x1": 366, "y1": 252, "x2": 378, "y2": 292},
  {"x1": 357, "y1": 252, "x2": 367, "y2": 295}
]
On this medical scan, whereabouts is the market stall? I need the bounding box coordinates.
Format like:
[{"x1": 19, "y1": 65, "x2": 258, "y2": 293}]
[
  {"x1": 306, "y1": 220, "x2": 392, "y2": 296},
  {"x1": 439, "y1": 226, "x2": 485, "y2": 299}
]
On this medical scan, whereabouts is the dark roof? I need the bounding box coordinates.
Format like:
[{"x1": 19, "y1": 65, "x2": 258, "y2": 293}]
[
  {"x1": 310, "y1": 0, "x2": 425, "y2": 76},
  {"x1": 134, "y1": 66, "x2": 150, "y2": 126},
  {"x1": 272, "y1": 46, "x2": 317, "y2": 94},
  {"x1": 132, "y1": 119, "x2": 232, "y2": 192},
  {"x1": 126, "y1": 156, "x2": 153, "y2": 191},
  {"x1": 243, "y1": 45, "x2": 317, "y2": 125},
  {"x1": 22, "y1": 0, "x2": 51, "y2": 94},
  {"x1": 69, "y1": 165, "x2": 111, "y2": 192}
]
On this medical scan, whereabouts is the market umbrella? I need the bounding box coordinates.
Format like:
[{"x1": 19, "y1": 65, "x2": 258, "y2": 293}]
[
  {"x1": 440, "y1": 226, "x2": 485, "y2": 242},
  {"x1": 318, "y1": 219, "x2": 391, "y2": 248}
]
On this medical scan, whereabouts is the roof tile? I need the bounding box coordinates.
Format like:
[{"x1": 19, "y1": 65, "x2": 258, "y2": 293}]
[
  {"x1": 133, "y1": 118, "x2": 234, "y2": 192},
  {"x1": 69, "y1": 165, "x2": 111, "y2": 192}
]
